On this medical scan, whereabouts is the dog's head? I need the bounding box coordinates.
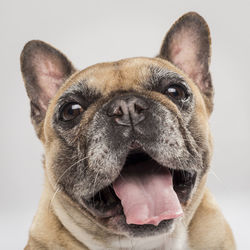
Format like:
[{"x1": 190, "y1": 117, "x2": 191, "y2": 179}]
[{"x1": 21, "y1": 12, "x2": 213, "y2": 239}]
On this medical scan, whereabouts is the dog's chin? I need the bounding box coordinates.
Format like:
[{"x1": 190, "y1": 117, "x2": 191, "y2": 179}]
[{"x1": 80, "y1": 149, "x2": 197, "y2": 237}]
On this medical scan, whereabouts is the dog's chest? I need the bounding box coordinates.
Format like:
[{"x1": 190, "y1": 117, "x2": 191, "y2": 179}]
[{"x1": 108, "y1": 233, "x2": 189, "y2": 250}]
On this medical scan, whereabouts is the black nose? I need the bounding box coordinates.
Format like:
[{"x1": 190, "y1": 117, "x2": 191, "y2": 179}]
[{"x1": 107, "y1": 96, "x2": 149, "y2": 126}]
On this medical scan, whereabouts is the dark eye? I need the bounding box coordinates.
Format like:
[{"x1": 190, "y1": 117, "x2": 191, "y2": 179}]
[
  {"x1": 60, "y1": 102, "x2": 83, "y2": 121},
  {"x1": 165, "y1": 84, "x2": 189, "y2": 101}
]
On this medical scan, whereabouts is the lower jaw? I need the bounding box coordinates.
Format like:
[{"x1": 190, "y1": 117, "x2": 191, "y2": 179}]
[
  {"x1": 98, "y1": 211, "x2": 175, "y2": 237},
  {"x1": 81, "y1": 186, "x2": 196, "y2": 236},
  {"x1": 81, "y1": 198, "x2": 181, "y2": 237}
]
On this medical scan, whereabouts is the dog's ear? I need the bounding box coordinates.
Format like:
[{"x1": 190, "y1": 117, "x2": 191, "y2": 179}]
[
  {"x1": 159, "y1": 12, "x2": 213, "y2": 113},
  {"x1": 20, "y1": 40, "x2": 75, "y2": 137}
]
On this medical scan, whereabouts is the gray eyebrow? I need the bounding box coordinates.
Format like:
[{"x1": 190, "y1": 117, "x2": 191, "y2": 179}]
[
  {"x1": 55, "y1": 80, "x2": 100, "y2": 110},
  {"x1": 59, "y1": 81, "x2": 86, "y2": 99},
  {"x1": 149, "y1": 66, "x2": 186, "y2": 86}
]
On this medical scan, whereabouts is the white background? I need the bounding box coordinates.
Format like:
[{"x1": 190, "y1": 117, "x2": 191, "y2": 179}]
[{"x1": 0, "y1": 0, "x2": 249, "y2": 249}]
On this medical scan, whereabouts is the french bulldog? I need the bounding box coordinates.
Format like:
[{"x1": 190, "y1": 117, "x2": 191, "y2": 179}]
[{"x1": 21, "y1": 12, "x2": 235, "y2": 250}]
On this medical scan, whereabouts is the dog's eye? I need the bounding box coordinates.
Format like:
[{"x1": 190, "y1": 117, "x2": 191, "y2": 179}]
[
  {"x1": 165, "y1": 84, "x2": 189, "y2": 101},
  {"x1": 60, "y1": 102, "x2": 83, "y2": 121}
]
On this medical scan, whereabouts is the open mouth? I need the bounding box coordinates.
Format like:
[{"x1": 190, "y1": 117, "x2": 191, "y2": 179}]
[{"x1": 83, "y1": 149, "x2": 197, "y2": 226}]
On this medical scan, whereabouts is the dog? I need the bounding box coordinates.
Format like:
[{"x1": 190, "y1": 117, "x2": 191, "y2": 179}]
[{"x1": 21, "y1": 12, "x2": 235, "y2": 250}]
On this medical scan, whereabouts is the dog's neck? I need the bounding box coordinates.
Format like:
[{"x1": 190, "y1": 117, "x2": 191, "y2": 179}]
[
  {"x1": 53, "y1": 198, "x2": 189, "y2": 250},
  {"x1": 52, "y1": 176, "x2": 207, "y2": 250},
  {"x1": 31, "y1": 170, "x2": 207, "y2": 249},
  {"x1": 47, "y1": 178, "x2": 190, "y2": 250}
]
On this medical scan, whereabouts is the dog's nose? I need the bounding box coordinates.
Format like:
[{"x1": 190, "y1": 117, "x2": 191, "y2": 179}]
[{"x1": 107, "y1": 96, "x2": 149, "y2": 126}]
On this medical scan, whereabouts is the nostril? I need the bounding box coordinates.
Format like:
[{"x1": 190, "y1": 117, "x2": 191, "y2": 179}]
[
  {"x1": 134, "y1": 103, "x2": 144, "y2": 114},
  {"x1": 113, "y1": 106, "x2": 123, "y2": 116},
  {"x1": 133, "y1": 99, "x2": 149, "y2": 114},
  {"x1": 107, "y1": 102, "x2": 124, "y2": 117}
]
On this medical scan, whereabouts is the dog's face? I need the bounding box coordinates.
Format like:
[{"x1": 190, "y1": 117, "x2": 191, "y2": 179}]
[{"x1": 21, "y1": 12, "x2": 213, "y2": 238}]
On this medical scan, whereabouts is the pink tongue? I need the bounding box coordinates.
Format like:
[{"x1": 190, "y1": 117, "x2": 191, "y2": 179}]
[{"x1": 113, "y1": 161, "x2": 183, "y2": 226}]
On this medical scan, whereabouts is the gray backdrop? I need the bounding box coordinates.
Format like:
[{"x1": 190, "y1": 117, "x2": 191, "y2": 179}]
[{"x1": 0, "y1": 0, "x2": 249, "y2": 249}]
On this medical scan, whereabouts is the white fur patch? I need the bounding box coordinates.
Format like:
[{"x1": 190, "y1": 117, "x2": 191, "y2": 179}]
[{"x1": 53, "y1": 198, "x2": 189, "y2": 250}]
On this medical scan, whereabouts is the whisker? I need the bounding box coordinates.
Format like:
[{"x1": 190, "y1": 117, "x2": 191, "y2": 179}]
[
  {"x1": 55, "y1": 156, "x2": 89, "y2": 188},
  {"x1": 209, "y1": 169, "x2": 222, "y2": 183},
  {"x1": 91, "y1": 171, "x2": 100, "y2": 207},
  {"x1": 48, "y1": 186, "x2": 61, "y2": 212}
]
